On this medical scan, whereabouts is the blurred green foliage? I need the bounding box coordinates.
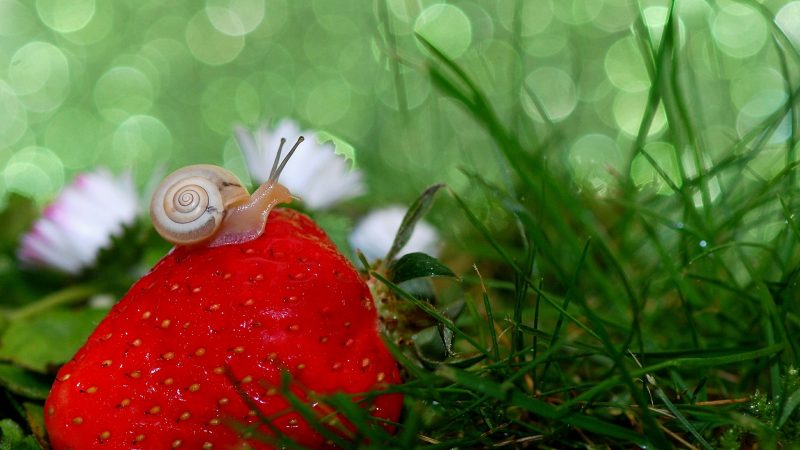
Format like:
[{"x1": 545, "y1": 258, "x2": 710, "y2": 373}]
[
  {"x1": 1, "y1": 1, "x2": 800, "y2": 447},
  {"x1": 0, "y1": 0, "x2": 796, "y2": 210}
]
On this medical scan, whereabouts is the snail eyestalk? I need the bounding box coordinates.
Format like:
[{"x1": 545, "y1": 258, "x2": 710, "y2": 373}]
[
  {"x1": 268, "y1": 138, "x2": 286, "y2": 181},
  {"x1": 150, "y1": 137, "x2": 303, "y2": 247},
  {"x1": 272, "y1": 136, "x2": 304, "y2": 182}
]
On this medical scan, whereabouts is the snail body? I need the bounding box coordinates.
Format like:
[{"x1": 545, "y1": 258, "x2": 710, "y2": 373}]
[
  {"x1": 150, "y1": 164, "x2": 292, "y2": 247},
  {"x1": 151, "y1": 136, "x2": 303, "y2": 247}
]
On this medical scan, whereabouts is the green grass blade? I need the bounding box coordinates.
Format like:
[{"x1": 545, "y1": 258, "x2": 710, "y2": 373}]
[
  {"x1": 474, "y1": 266, "x2": 499, "y2": 360},
  {"x1": 371, "y1": 272, "x2": 488, "y2": 355},
  {"x1": 386, "y1": 184, "x2": 445, "y2": 262},
  {"x1": 778, "y1": 387, "x2": 800, "y2": 428},
  {"x1": 653, "y1": 385, "x2": 714, "y2": 450},
  {"x1": 564, "y1": 343, "x2": 785, "y2": 408},
  {"x1": 436, "y1": 366, "x2": 648, "y2": 445}
]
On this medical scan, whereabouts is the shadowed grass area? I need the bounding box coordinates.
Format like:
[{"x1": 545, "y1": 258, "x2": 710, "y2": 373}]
[
  {"x1": 317, "y1": 1, "x2": 800, "y2": 448},
  {"x1": 0, "y1": 1, "x2": 799, "y2": 449}
]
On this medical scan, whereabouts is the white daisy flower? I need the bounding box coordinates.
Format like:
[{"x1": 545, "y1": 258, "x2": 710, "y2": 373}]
[
  {"x1": 17, "y1": 169, "x2": 139, "y2": 275},
  {"x1": 234, "y1": 120, "x2": 365, "y2": 210},
  {"x1": 349, "y1": 205, "x2": 440, "y2": 261}
]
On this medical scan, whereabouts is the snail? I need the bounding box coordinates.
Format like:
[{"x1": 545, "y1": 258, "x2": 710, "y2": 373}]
[{"x1": 150, "y1": 137, "x2": 303, "y2": 247}]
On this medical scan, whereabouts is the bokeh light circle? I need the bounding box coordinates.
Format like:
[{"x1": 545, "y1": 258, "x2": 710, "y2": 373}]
[
  {"x1": 605, "y1": 36, "x2": 650, "y2": 93},
  {"x1": 0, "y1": 0, "x2": 36, "y2": 37},
  {"x1": 523, "y1": 67, "x2": 577, "y2": 122},
  {"x1": 251, "y1": 0, "x2": 287, "y2": 37},
  {"x1": 249, "y1": 71, "x2": 295, "y2": 118},
  {"x1": 205, "y1": 0, "x2": 264, "y2": 36},
  {"x1": 551, "y1": 0, "x2": 602, "y2": 25},
  {"x1": 185, "y1": 10, "x2": 244, "y2": 65},
  {"x1": 386, "y1": 0, "x2": 413, "y2": 23},
  {"x1": 140, "y1": 38, "x2": 194, "y2": 90},
  {"x1": 202, "y1": 77, "x2": 253, "y2": 135},
  {"x1": 593, "y1": 0, "x2": 636, "y2": 32},
  {"x1": 58, "y1": 0, "x2": 111, "y2": 45},
  {"x1": 303, "y1": 78, "x2": 352, "y2": 126},
  {"x1": 776, "y1": 2, "x2": 800, "y2": 49},
  {"x1": 521, "y1": 30, "x2": 568, "y2": 58},
  {"x1": 8, "y1": 41, "x2": 70, "y2": 112},
  {"x1": 730, "y1": 67, "x2": 785, "y2": 112},
  {"x1": 222, "y1": 137, "x2": 251, "y2": 185},
  {"x1": 110, "y1": 115, "x2": 172, "y2": 182},
  {"x1": 0, "y1": 80, "x2": 28, "y2": 148},
  {"x1": 376, "y1": 68, "x2": 430, "y2": 111},
  {"x1": 496, "y1": 0, "x2": 553, "y2": 35},
  {"x1": 36, "y1": 0, "x2": 95, "y2": 33},
  {"x1": 303, "y1": 23, "x2": 347, "y2": 71},
  {"x1": 459, "y1": 3, "x2": 493, "y2": 45},
  {"x1": 312, "y1": 0, "x2": 359, "y2": 35},
  {"x1": 8, "y1": 41, "x2": 67, "y2": 95},
  {"x1": 3, "y1": 146, "x2": 64, "y2": 201},
  {"x1": 642, "y1": 6, "x2": 671, "y2": 49},
  {"x1": 712, "y1": 5, "x2": 767, "y2": 58},
  {"x1": 744, "y1": 145, "x2": 785, "y2": 182},
  {"x1": 235, "y1": 80, "x2": 260, "y2": 125},
  {"x1": 568, "y1": 134, "x2": 623, "y2": 195},
  {"x1": 613, "y1": 90, "x2": 667, "y2": 137},
  {"x1": 478, "y1": 39, "x2": 522, "y2": 111},
  {"x1": 414, "y1": 4, "x2": 472, "y2": 59},
  {"x1": 630, "y1": 142, "x2": 681, "y2": 195},
  {"x1": 94, "y1": 66, "x2": 154, "y2": 123},
  {"x1": 736, "y1": 96, "x2": 791, "y2": 144},
  {"x1": 44, "y1": 107, "x2": 100, "y2": 169}
]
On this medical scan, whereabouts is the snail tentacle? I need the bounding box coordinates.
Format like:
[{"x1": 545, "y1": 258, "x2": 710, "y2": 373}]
[
  {"x1": 150, "y1": 136, "x2": 304, "y2": 247},
  {"x1": 208, "y1": 136, "x2": 303, "y2": 247},
  {"x1": 271, "y1": 136, "x2": 304, "y2": 182},
  {"x1": 268, "y1": 138, "x2": 286, "y2": 181}
]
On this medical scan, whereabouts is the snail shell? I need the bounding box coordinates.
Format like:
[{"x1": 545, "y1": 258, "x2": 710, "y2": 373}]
[{"x1": 150, "y1": 165, "x2": 250, "y2": 245}]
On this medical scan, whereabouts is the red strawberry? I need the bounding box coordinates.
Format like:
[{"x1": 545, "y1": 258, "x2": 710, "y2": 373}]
[{"x1": 44, "y1": 207, "x2": 403, "y2": 449}]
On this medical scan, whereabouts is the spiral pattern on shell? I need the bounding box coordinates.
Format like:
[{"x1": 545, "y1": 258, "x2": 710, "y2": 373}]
[
  {"x1": 167, "y1": 180, "x2": 210, "y2": 224},
  {"x1": 150, "y1": 165, "x2": 250, "y2": 245}
]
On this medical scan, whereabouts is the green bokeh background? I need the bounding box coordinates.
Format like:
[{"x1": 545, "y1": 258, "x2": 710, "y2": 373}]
[{"x1": 0, "y1": 0, "x2": 798, "y2": 208}]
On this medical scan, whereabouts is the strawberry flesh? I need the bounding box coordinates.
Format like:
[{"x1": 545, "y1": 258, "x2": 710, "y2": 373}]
[{"x1": 45, "y1": 208, "x2": 402, "y2": 449}]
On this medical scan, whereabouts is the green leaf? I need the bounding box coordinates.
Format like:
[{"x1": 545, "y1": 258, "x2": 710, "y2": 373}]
[
  {"x1": 389, "y1": 252, "x2": 456, "y2": 284},
  {"x1": 413, "y1": 325, "x2": 450, "y2": 364},
  {"x1": 444, "y1": 353, "x2": 486, "y2": 368},
  {"x1": 653, "y1": 386, "x2": 713, "y2": 450},
  {"x1": 778, "y1": 387, "x2": 800, "y2": 428},
  {"x1": 0, "y1": 307, "x2": 109, "y2": 373},
  {"x1": 441, "y1": 299, "x2": 465, "y2": 321},
  {"x1": 0, "y1": 364, "x2": 51, "y2": 400},
  {"x1": 385, "y1": 184, "x2": 444, "y2": 262},
  {"x1": 0, "y1": 195, "x2": 37, "y2": 254},
  {"x1": 372, "y1": 271, "x2": 489, "y2": 355},
  {"x1": 23, "y1": 403, "x2": 47, "y2": 449},
  {"x1": 397, "y1": 278, "x2": 436, "y2": 303},
  {"x1": 436, "y1": 366, "x2": 648, "y2": 445},
  {"x1": 0, "y1": 419, "x2": 38, "y2": 450}
]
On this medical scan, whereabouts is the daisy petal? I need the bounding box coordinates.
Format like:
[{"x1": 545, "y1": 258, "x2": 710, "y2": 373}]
[
  {"x1": 349, "y1": 206, "x2": 441, "y2": 261},
  {"x1": 234, "y1": 120, "x2": 366, "y2": 210},
  {"x1": 17, "y1": 169, "x2": 140, "y2": 275}
]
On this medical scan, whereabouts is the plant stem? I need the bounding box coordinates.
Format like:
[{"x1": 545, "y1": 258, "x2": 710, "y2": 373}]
[{"x1": 7, "y1": 285, "x2": 100, "y2": 322}]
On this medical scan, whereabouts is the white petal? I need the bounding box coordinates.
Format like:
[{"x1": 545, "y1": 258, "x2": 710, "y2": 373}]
[
  {"x1": 17, "y1": 169, "x2": 141, "y2": 274},
  {"x1": 235, "y1": 126, "x2": 270, "y2": 183},
  {"x1": 349, "y1": 206, "x2": 441, "y2": 261},
  {"x1": 302, "y1": 157, "x2": 364, "y2": 209},
  {"x1": 234, "y1": 120, "x2": 366, "y2": 209}
]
